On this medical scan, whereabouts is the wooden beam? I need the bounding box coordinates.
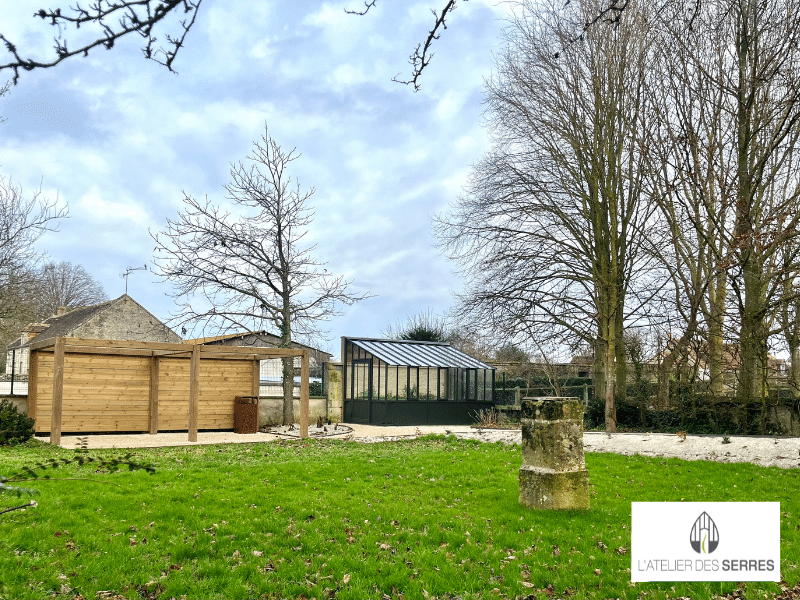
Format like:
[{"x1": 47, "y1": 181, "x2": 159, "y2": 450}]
[
  {"x1": 33, "y1": 341, "x2": 302, "y2": 361},
  {"x1": 252, "y1": 358, "x2": 260, "y2": 398},
  {"x1": 197, "y1": 345, "x2": 304, "y2": 358},
  {"x1": 65, "y1": 346, "x2": 156, "y2": 358},
  {"x1": 149, "y1": 356, "x2": 159, "y2": 434},
  {"x1": 62, "y1": 338, "x2": 188, "y2": 352},
  {"x1": 188, "y1": 344, "x2": 200, "y2": 442},
  {"x1": 28, "y1": 350, "x2": 38, "y2": 421},
  {"x1": 300, "y1": 349, "x2": 309, "y2": 439},
  {"x1": 29, "y1": 337, "x2": 188, "y2": 353},
  {"x1": 51, "y1": 337, "x2": 65, "y2": 446}
]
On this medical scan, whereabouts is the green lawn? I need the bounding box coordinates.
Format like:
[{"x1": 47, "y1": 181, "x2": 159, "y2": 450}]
[{"x1": 1, "y1": 435, "x2": 798, "y2": 600}]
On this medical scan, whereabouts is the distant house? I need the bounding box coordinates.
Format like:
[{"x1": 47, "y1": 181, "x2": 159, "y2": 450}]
[
  {"x1": 649, "y1": 342, "x2": 787, "y2": 387},
  {"x1": 185, "y1": 331, "x2": 332, "y2": 391},
  {"x1": 5, "y1": 294, "x2": 181, "y2": 376}
]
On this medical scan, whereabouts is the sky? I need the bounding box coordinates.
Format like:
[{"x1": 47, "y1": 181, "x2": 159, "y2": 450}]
[{"x1": 0, "y1": 0, "x2": 511, "y2": 359}]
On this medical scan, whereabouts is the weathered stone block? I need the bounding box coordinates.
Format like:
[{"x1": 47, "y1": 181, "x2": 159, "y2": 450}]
[
  {"x1": 519, "y1": 397, "x2": 589, "y2": 510},
  {"x1": 521, "y1": 418, "x2": 585, "y2": 471},
  {"x1": 519, "y1": 466, "x2": 590, "y2": 510},
  {"x1": 521, "y1": 397, "x2": 583, "y2": 421}
]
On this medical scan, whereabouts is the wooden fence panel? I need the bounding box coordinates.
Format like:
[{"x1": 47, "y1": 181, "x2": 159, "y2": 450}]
[
  {"x1": 34, "y1": 352, "x2": 150, "y2": 432},
  {"x1": 157, "y1": 358, "x2": 191, "y2": 430},
  {"x1": 31, "y1": 339, "x2": 297, "y2": 437},
  {"x1": 198, "y1": 359, "x2": 255, "y2": 429},
  {"x1": 34, "y1": 353, "x2": 54, "y2": 433}
]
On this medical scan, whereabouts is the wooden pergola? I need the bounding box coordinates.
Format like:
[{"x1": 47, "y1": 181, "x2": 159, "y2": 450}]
[{"x1": 28, "y1": 337, "x2": 310, "y2": 444}]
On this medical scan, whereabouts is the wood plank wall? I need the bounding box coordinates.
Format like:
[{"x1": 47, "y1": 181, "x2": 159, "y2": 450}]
[{"x1": 33, "y1": 351, "x2": 255, "y2": 433}]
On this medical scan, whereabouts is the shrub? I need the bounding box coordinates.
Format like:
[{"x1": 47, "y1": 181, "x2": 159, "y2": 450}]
[{"x1": 0, "y1": 399, "x2": 35, "y2": 446}]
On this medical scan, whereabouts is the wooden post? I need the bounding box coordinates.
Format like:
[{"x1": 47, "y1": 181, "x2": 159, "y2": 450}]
[
  {"x1": 149, "y1": 356, "x2": 159, "y2": 434},
  {"x1": 252, "y1": 359, "x2": 260, "y2": 397},
  {"x1": 300, "y1": 350, "x2": 309, "y2": 439},
  {"x1": 28, "y1": 350, "x2": 38, "y2": 422},
  {"x1": 188, "y1": 345, "x2": 200, "y2": 442},
  {"x1": 51, "y1": 337, "x2": 65, "y2": 446}
]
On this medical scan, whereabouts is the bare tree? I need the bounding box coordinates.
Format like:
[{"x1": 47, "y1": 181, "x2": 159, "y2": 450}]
[
  {"x1": 703, "y1": 0, "x2": 800, "y2": 405},
  {"x1": 31, "y1": 261, "x2": 108, "y2": 319},
  {"x1": 0, "y1": 84, "x2": 67, "y2": 367},
  {"x1": 0, "y1": 175, "x2": 66, "y2": 321},
  {"x1": 383, "y1": 308, "x2": 451, "y2": 342},
  {"x1": 639, "y1": 0, "x2": 800, "y2": 418},
  {"x1": 151, "y1": 126, "x2": 369, "y2": 425},
  {"x1": 436, "y1": 0, "x2": 656, "y2": 431},
  {"x1": 641, "y1": 5, "x2": 738, "y2": 405}
]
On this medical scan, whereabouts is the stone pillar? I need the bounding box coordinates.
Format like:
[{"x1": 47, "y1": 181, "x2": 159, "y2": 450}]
[
  {"x1": 519, "y1": 397, "x2": 589, "y2": 510},
  {"x1": 326, "y1": 362, "x2": 343, "y2": 422}
]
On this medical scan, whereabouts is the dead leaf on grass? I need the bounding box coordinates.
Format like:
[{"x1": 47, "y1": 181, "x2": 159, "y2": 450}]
[{"x1": 343, "y1": 573, "x2": 351, "y2": 585}]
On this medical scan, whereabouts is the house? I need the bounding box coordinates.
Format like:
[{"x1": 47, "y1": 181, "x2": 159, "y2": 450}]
[
  {"x1": 649, "y1": 341, "x2": 788, "y2": 386},
  {"x1": 185, "y1": 330, "x2": 332, "y2": 395},
  {"x1": 186, "y1": 330, "x2": 332, "y2": 367},
  {"x1": 5, "y1": 294, "x2": 181, "y2": 376}
]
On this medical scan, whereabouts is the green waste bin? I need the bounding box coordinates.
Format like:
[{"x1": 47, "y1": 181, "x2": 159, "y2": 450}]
[{"x1": 234, "y1": 396, "x2": 259, "y2": 434}]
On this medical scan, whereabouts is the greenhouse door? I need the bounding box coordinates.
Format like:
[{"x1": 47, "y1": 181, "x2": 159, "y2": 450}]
[{"x1": 344, "y1": 358, "x2": 373, "y2": 423}]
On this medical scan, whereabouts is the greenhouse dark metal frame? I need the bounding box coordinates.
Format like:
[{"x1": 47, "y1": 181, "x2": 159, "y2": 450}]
[{"x1": 342, "y1": 337, "x2": 495, "y2": 426}]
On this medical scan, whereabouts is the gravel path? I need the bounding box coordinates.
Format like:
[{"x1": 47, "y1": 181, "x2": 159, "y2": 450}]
[{"x1": 43, "y1": 425, "x2": 800, "y2": 468}]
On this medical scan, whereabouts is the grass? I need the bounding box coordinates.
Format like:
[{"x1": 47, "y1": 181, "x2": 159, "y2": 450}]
[{"x1": 0, "y1": 435, "x2": 798, "y2": 600}]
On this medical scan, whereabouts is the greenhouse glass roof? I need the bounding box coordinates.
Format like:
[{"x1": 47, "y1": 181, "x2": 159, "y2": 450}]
[{"x1": 347, "y1": 338, "x2": 493, "y2": 369}]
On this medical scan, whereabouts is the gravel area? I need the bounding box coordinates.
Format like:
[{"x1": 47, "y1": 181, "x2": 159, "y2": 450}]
[{"x1": 38, "y1": 425, "x2": 800, "y2": 468}]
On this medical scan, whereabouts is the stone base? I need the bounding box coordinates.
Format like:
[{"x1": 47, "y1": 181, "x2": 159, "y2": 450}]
[{"x1": 519, "y1": 465, "x2": 590, "y2": 510}]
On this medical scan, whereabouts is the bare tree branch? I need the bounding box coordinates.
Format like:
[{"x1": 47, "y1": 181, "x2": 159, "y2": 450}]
[{"x1": 0, "y1": 0, "x2": 202, "y2": 84}]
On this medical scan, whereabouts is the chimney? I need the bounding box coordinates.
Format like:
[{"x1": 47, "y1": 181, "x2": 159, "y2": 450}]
[
  {"x1": 22, "y1": 323, "x2": 50, "y2": 343},
  {"x1": 57, "y1": 306, "x2": 67, "y2": 316}
]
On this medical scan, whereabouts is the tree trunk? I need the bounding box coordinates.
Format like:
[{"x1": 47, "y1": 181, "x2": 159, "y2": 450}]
[
  {"x1": 614, "y1": 302, "x2": 627, "y2": 421},
  {"x1": 791, "y1": 345, "x2": 800, "y2": 400},
  {"x1": 603, "y1": 341, "x2": 617, "y2": 432},
  {"x1": 280, "y1": 292, "x2": 295, "y2": 425},
  {"x1": 707, "y1": 272, "x2": 727, "y2": 398},
  {"x1": 595, "y1": 314, "x2": 618, "y2": 432}
]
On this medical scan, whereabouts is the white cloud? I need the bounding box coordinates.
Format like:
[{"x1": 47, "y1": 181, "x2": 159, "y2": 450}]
[
  {"x1": 77, "y1": 188, "x2": 150, "y2": 226},
  {"x1": 436, "y1": 89, "x2": 467, "y2": 121}
]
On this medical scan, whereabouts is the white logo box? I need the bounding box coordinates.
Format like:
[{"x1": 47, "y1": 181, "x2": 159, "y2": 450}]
[{"x1": 631, "y1": 502, "x2": 780, "y2": 582}]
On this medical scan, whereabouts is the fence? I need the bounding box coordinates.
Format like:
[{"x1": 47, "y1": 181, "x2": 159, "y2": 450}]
[
  {"x1": 494, "y1": 380, "x2": 594, "y2": 408},
  {"x1": 1, "y1": 348, "x2": 30, "y2": 395}
]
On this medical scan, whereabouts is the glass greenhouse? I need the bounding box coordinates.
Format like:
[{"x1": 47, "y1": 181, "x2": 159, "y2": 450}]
[{"x1": 342, "y1": 337, "x2": 495, "y2": 425}]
